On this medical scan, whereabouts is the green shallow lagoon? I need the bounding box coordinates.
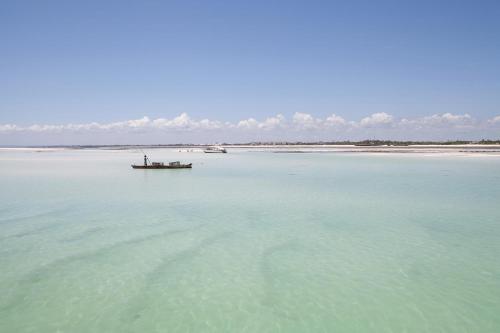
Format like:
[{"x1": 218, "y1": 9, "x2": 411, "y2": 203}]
[{"x1": 1, "y1": 149, "x2": 500, "y2": 332}]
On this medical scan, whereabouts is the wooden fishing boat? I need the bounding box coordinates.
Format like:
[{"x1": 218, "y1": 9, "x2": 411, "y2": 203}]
[{"x1": 132, "y1": 155, "x2": 192, "y2": 169}]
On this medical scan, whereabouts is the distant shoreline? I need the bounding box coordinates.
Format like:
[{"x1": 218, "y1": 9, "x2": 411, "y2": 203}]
[
  {"x1": 1, "y1": 140, "x2": 500, "y2": 150},
  {"x1": 2, "y1": 143, "x2": 500, "y2": 156}
]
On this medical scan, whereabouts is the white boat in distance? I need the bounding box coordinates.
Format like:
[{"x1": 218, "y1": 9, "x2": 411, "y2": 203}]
[{"x1": 204, "y1": 145, "x2": 227, "y2": 153}]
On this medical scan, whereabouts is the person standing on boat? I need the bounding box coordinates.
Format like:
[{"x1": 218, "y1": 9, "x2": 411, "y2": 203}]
[{"x1": 144, "y1": 155, "x2": 147, "y2": 166}]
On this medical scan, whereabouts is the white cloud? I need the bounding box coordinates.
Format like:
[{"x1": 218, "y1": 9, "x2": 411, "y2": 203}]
[
  {"x1": 236, "y1": 114, "x2": 287, "y2": 130},
  {"x1": 128, "y1": 116, "x2": 150, "y2": 128},
  {"x1": 292, "y1": 112, "x2": 321, "y2": 129},
  {"x1": 1, "y1": 112, "x2": 498, "y2": 143},
  {"x1": 237, "y1": 118, "x2": 259, "y2": 130},
  {"x1": 169, "y1": 113, "x2": 192, "y2": 128},
  {"x1": 324, "y1": 114, "x2": 346, "y2": 127},
  {"x1": 259, "y1": 114, "x2": 286, "y2": 130},
  {"x1": 69, "y1": 122, "x2": 107, "y2": 131},
  {"x1": 27, "y1": 124, "x2": 66, "y2": 132},
  {"x1": 360, "y1": 112, "x2": 394, "y2": 127},
  {"x1": 488, "y1": 115, "x2": 500, "y2": 124},
  {"x1": 421, "y1": 113, "x2": 472, "y2": 126},
  {"x1": 0, "y1": 124, "x2": 20, "y2": 132},
  {"x1": 152, "y1": 113, "x2": 194, "y2": 129},
  {"x1": 198, "y1": 119, "x2": 224, "y2": 130},
  {"x1": 400, "y1": 113, "x2": 473, "y2": 129}
]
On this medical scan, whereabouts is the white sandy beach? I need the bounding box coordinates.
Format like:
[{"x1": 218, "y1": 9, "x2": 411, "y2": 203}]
[{"x1": 2, "y1": 145, "x2": 500, "y2": 157}]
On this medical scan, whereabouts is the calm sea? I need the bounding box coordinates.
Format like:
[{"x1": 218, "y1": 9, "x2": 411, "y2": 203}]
[{"x1": 1, "y1": 149, "x2": 499, "y2": 332}]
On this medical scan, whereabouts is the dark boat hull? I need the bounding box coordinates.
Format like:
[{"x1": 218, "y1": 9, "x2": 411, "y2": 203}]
[{"x1": 132, "y1": 164, "x2": 192, "y2": 169}]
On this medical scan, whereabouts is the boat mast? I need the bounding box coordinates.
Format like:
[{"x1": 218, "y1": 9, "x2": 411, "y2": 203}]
[{"x1": 139, "y1": 148, "x2": 151, "y2": 166}]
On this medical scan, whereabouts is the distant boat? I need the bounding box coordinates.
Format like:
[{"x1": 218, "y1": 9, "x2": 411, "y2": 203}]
[
  {"x1": 204, "y1": 145, "x2": 227, "y2": 153},
  {"x1": 132, "y1": 155, "x2": 192, "y2": 169}
]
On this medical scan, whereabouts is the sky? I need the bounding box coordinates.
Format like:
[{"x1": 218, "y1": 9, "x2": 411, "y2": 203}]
[{"x1": 1, "y1": 0, "x2": 500, "y2": 144}]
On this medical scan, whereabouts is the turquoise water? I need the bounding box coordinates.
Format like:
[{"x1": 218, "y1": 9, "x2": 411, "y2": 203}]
[{"x1": 1, "y1": 149, "x2": 499, "y2": 332}]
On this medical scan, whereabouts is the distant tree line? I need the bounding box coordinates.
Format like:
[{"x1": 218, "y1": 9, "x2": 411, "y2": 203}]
[
  {"x1": 229, "y1": 139, "x2": 500, "y2": 146},
  {"x1": 31, "y1": 139, "x2": 500, "y2": 149}
]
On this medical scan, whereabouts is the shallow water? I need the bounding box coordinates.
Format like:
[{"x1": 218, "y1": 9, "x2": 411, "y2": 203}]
[{"x1": 1, "y1": 149, "x2": 499, "y2": 332}]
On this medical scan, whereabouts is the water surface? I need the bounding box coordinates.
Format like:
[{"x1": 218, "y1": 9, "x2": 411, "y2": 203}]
[{"x1": 1, "y1": 149, "x2": 499, "y2": 332}]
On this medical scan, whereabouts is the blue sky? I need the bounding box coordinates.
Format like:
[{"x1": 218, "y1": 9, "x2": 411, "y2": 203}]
[{"x1": 1, "y1": 0, "x2": 500, "y2": 144}]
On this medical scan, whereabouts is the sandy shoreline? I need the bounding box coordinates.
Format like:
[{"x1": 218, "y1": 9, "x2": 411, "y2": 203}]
[
  {"x1": 242, "y1": 145, "x2": 500, "y2": 157},
  {"x1": 2, "y1": 144, "x2": 500, "y2": 156}
]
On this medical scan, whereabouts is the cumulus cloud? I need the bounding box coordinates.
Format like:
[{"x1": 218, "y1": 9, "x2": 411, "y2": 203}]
[
  {"x1": 259, "y1": 114, "x2": 286, "y2": 130},
  {"x1": 422, "y1": 113, "x2": 472, "y2": 126},
  {"x1": 128, "y1": 116, "x2": 150, "y2": 128},
  {"x1": 0, "y1": 124, "x2": 20, "y2": 131},
  {"x1": 292, "y1": 112, "x2": 322, "y2": 129},
  {"x1": 237, "y1": 114, "x2": 287, "y2": 130},
  {"x1": 324, "y1": 114, "x2": 346, "y2": 127},
  {"x1": 0, "y1": 112, "x2": 497, "y2": 142},
  {"x1": 488, "y1": 115, "x2": 500, "y2": 124},
  {"x1": 152, "y1": 113, "x2": 194, "y2": 129},
  {"x1": 360, "y1": 112, "x2": 394, "y2": 127},
  {"x1": 198, "y1": 119, "x2": 225, "y2": 130},
  {"x1": 400, "y1": 113, "x2": 474, "y2": 129},
  {"x1": 237, "y1": 118, "x2": 259, "y2": 130}
]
